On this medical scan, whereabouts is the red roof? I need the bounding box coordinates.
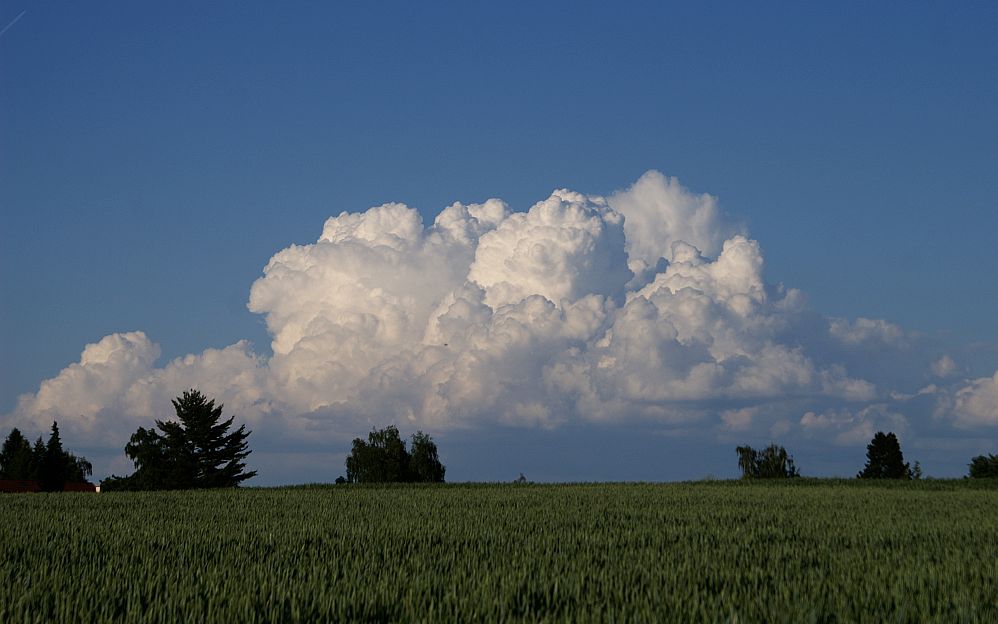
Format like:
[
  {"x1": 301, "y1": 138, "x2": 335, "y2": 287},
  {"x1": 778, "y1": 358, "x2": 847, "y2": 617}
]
[{"x1": 0, "y1": 479, "x2": 96, "y2": 493}]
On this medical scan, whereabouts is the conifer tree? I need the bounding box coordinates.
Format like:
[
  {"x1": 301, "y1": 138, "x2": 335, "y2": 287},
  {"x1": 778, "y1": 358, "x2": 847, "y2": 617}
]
[
  {"x1": 31, "y1": 437, "x2": 45, "y2": 480},
  {"x1": 0, "y1": 428, "x2": 33, "y2": 480},
  {"x1": 169, "y1": 390, "x2": 256, "y2": 488},
  {"x1": 1, "y1": 425, "x2": 92, "y2": 488},
  {"x1": 40, "y1": 422, "x2": 68, "y2": 491},
  {"x1": 858, "y1": 431, "x2": 911, "y2": 479},
  {"x1": 104, "y1": 390, "x2": 256, "y2": 490}
]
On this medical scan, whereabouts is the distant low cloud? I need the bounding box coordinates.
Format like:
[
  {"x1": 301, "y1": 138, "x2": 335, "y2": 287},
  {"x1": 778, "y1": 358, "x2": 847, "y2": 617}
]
[
  {"x1": 931, "y1": 355, "x2": 958, "y2": 378},
  {"x1": 828, "y1": 317, "x2": 907, "y2": 347},
  {"x1": 800, "y1": 404, "x2": 908, "y2": 446},
  {"x1": 6, "y1": 171, "x2": 997, "y2": 469}
]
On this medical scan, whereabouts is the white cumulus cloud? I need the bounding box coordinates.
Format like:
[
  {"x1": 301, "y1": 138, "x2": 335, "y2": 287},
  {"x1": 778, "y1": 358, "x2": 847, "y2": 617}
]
[
  {"x1": 829, "y1": 317, "x2": 907, "y2": 347},
  {"x1": 8, "y1": 333, "x2": 267, "y2": 444},
  {"x1": 800, "y1": 404, "x2": 909, "y2": 446},
  {"x1": 931, "y1": 355, "x2": 958, "y2": 378},
  {"x1": 939, "y1": 371, "x2": 998, "y2": 428},
  {"x1": 608, "y1": 170, "x2": 741, "y2": 280},
  {"x1": 11, "y1": 169, "x2": 991, "y2": 464},
  {"x1": 469, "y1": 190, "x2": 630, "y2": 308}
]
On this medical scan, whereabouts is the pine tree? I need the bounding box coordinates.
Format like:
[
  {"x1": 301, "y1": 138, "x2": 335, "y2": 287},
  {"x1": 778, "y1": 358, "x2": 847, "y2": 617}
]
[
  {"x1": 105, "y1": 389, "x2": 256, "y2": 490},
  {"x1": 858, "y1": 431, "x2": 911, "y2": 479},
  {"x1": 31, "y1": 437, "x2": 46, "y2": 480},
  {"x1": 0, "y1": 428, "x2": 34, "y2": 479},
  {"x1": 168, "y1": 390, "x2": 256, "y2": 488},
  {"x1": 40, "y1": 422, "x2": 68, "y2": 491},
  {"x1": 2, "y1": 426, "x2": 92, "y2": 489}
]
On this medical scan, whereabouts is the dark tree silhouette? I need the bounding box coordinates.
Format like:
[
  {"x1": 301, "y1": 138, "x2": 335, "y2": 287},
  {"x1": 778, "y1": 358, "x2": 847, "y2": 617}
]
[
  {"x1": 39, "y1": 422, "x2": 69, "y2": 492},
  {"x1": 736, "y1": 444, "x2": 800, "y2": 479},
  {"x1": 346, "y1": 425, "x2": 409, "y2": 483},
  {"x1": 409, "y1": 432, "x2": 446, "y2": 483},
  {"x1": 968, "y1": 454, "x2": 998, "y2": 478},
  {"x1": 103, "y1": 390, "x2": 256, "y2": 491},
  {"x1": 0, "y1": 428, "x2": 34, "y2": 480},
  {"x1": 110, "y1": 426, "x2": 182, "y2": 490},
  {"x1": 345, "y1": 426, "x2": 445, "y2": 483},
  {"x1": 858, "y1": 431, "x2": 911, "y2": 479},
  {"x1": 31, "y1": 437, "x2": 46, "y2": 478},
  {"x1": 2, "y1": 423, "x2": 92, "y2": 490},
  {"x1": 736, "y1": 446, "x2": 756, "y2": 478},
  {"x1": 169, "y1": 390, "x2": 256, "y2": 488}
]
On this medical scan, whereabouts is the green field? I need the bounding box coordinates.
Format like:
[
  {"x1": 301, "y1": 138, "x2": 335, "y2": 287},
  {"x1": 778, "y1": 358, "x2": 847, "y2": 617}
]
[{"x1": 2, "y1": 480, "x2": 997, "y2": 622}]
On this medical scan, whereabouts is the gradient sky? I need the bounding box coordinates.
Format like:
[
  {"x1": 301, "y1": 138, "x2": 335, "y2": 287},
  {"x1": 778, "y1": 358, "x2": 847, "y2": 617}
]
[{"x1": 2, "y1": 2, "x2": 996, "y2": 484}]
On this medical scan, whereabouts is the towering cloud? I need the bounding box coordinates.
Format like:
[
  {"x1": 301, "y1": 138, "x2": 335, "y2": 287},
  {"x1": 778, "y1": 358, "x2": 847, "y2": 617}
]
[
  {"x1": 6, "y1": 172, "x2": 996, "y2": 463},
  {"x1": 468, "y1": 190, "x2": 630, "y2": 308},
  {"x1": 607, "y1": 170, "x2": 741, "y2": 285}
]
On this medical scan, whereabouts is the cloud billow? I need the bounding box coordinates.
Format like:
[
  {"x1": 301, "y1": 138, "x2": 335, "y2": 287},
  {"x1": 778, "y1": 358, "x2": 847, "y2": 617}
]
[{"x1": 7, "y1": 171, "x2": 997, "y2": 462}]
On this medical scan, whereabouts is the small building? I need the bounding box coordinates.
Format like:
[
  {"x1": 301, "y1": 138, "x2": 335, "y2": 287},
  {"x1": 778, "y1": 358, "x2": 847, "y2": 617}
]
[
  {"x1": 0, "y1": 479, "x2": 40, "y2": 493},
  {"x1": 0, "y1": 479, "x2": 97, "y2": 493}
]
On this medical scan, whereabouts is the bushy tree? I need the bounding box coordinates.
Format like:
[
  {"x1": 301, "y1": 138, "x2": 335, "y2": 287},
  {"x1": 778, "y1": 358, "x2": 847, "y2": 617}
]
[
  {"x1": 345, "y1": 426, "x2": 445, "y2": 483},
  {"x1": 408, "y1": 432, "x2": 445, "y2": 483},
  {"x1": 60, "y1": 447, "x2": 92, "y2": 485},
  {"x1": 968, "y1": 454, "x2": 998, "y2": 478},
  {"x1": 858, "y1": 431, "x2": 911, "y2": 479},
  {"x1": 103, "y1": 390, "x2": 256, "y2": 491},
  {"x1": 346, "y1": 425, "x2": 409, "y2": 483},
  {"x1": 736, "y1": 444, "x2": 800, "y2": 479},
  {"x1": 103, "y1": 426, "x2": 182, "y2": 491},
  {"x1": 736, "y1": 446, "x2": 755, "y2": 478}
]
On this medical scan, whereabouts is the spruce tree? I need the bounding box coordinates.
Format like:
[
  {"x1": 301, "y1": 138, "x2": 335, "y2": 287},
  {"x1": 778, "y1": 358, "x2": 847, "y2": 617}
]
[
  {"x1": 168, "y1": 390, "x2": 256, "y2": 488},
  {"x1": 40, "y1": 422, "x2": 68, "y2": 491},
  {"x1": 858, "y1": 431, "x2": 911, "y2": 479},
  {"x1": 106, "y1": 389, "x2": 256, "y2": 490},
  {"x1": 0, "y1": 428, "x2": 34, "y2": 480},
  {"x1": 31, "y1": 437, "x2": 46, "y2": 480}
]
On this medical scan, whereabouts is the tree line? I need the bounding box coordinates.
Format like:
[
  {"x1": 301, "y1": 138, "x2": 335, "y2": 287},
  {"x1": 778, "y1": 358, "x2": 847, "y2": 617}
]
[
  {"x1": 4, "y1": 390, "x2": 998, "y2": 491},
  {"x1": 735, "y1": 431, "x2": 998, "y2": 480},
  {"x1": 0, "y1": 422, "x2": 92, "y2": 490},
  {"x1": 1, "y1": 389, "x2": 447, "y2": 492}
]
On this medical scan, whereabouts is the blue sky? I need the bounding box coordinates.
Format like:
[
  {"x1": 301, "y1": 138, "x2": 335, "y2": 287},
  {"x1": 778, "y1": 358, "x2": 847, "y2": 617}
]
[{"x1": 2, "y1": 2, "x2": 996, "y2": 483}]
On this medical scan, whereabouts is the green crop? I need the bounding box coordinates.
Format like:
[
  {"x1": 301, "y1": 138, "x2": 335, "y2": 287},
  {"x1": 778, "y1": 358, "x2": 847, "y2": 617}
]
[{"x1": 2, "y1": 480, "x2": 996, "y2": 622}]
